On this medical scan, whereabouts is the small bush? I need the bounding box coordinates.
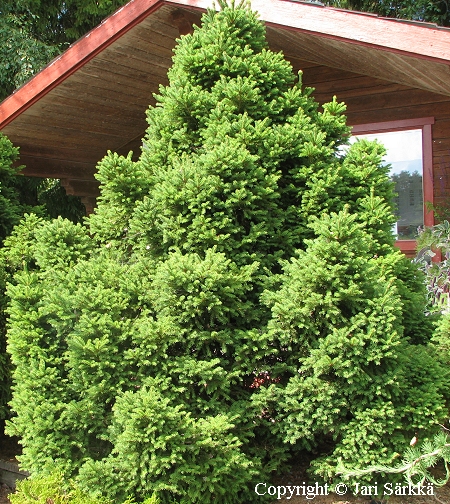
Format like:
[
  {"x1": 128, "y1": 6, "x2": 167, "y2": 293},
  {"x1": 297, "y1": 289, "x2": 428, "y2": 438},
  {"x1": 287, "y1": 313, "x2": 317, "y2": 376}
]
[
  {"x1": 415, "y1": 220, "x2": 450, "y2": 313},
  {"x1": 9, "y1": 472, "x2": 162, "y2": 504},
  {"x1": 9, "y1": 472, "x2": 110, "y2": 504}
]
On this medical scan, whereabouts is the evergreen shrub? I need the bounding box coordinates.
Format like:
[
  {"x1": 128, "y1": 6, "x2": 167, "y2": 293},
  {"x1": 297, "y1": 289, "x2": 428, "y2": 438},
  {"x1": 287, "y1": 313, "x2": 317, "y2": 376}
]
[
  {"x1": 9, "y1": 471, "x2": 161, "y2": 504},
  {"x1": 0, "y1": 133, "x2": 85, "y2": 433},
  {"x1": 0, "y1": 134, "x2": 42, "y2": 432},
  {"x1": 4, "y1": 1, "x2": 448, "y2": 502}
]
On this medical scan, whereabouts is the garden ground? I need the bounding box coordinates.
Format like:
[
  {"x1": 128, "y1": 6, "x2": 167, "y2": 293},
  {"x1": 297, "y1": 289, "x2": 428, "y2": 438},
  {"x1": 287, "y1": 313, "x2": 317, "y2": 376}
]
[{"x1": 1, "y1": 462, "x2": 450, "y2": 504}]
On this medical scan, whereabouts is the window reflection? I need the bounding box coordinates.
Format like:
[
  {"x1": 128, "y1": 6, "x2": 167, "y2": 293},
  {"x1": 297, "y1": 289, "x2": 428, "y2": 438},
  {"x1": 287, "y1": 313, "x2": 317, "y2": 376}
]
[{"x1": 351, "y1": 129, "x2": 423, "y2": 240}]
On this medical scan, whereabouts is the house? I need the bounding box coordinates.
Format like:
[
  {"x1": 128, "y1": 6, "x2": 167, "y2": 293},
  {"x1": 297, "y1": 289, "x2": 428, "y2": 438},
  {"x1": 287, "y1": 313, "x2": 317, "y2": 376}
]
[{"x1": 1, "y1": 0, "x2": 450, "y2": 256}]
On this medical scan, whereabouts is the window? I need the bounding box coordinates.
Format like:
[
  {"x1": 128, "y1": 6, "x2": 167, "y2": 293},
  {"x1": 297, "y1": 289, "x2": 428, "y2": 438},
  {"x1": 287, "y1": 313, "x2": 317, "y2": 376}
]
[{"x1": 351, "y1": 118, "x2": 434, "y2": 256}]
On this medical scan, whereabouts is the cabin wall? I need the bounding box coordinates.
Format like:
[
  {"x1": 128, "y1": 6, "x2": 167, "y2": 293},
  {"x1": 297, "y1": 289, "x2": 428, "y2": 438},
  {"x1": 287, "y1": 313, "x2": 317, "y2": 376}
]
[{"x1": 288, "y1": 59, "x2": 450, "y2": 214}]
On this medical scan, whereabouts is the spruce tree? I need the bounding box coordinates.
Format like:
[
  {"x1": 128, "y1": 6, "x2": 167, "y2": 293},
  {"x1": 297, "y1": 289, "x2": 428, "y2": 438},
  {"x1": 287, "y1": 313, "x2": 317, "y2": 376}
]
[
  {"x1": 256, "y1": 209, "x2": 448, "y2": 483},
  {"x1": 0, "y1": 135, "x2": 20, "y2": 426},
  {"x1": 0, "y1": 133, "x2": 85, "y2": 436},
  {"x1": 4, "y1": 2, "x2": 447, "y2": 503},
  {"x1": 0, "y1": 134, "x2": 44, "y2": 433}
]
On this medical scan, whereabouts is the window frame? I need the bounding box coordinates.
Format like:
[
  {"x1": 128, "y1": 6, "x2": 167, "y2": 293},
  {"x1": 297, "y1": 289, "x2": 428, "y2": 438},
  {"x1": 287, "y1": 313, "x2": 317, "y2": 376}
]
[{"x1": 351, "y1": 117, "x2": 435, "y2": 256}]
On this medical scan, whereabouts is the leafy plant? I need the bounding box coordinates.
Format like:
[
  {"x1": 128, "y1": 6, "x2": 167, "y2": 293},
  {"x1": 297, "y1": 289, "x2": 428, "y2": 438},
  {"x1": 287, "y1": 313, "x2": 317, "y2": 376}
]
[
  {"x1": 9, "y1": 471, "x2": 111, "y2": 504},
  {"x1": 9, "y1": 471, "x2": 161, "y2": 504},
  {"x1": 0, "y1": 0, "x2": 126, "y2": 101},
  {"x1": 326, "y1": 0, "x2": 450, "y2": 27},
  {"x1": 0, "y1": 134, "x2": 46, "y2": 433},
  {"x1": 415, "y1": 220, "x2": 450, "y2": 313},
  {"x1": 0, "y1": 12, "x2": 58, "y2": 101}
]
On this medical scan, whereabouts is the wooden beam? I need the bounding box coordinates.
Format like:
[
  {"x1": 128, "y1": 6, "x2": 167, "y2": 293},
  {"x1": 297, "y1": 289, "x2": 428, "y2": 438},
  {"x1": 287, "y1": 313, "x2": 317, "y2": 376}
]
[
  {"x1": 170, "y1": 8, "x2": 202, "y2": 35},
  {"x1": 18, "y1": 155, "x2": 95, "y2": 180},
  {"x1": 61, "y1": 179, "x2": 100, "y2": 198},
  {"x1": 351, "y1": 117, "x2": 435, "y2": 134},
  {"x1": 81, "y1": 196, "x2": 98, "y2": 214},
  {"x1": 0, "y1": 460, "x2": 29, "y2": 489}
]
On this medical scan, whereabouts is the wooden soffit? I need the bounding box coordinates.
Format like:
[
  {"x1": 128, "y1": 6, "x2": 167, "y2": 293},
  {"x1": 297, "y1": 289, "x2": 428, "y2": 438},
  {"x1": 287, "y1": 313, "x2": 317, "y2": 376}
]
[{"x1": 0, "y1": 0, "x2": 450, "y2": 197}]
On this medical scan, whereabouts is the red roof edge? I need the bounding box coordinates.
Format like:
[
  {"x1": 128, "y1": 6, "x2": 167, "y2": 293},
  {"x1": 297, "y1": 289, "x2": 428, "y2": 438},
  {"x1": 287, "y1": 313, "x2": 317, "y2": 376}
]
[{"x1": 0, "y1": 0, "x2": 164, "y2": 128}]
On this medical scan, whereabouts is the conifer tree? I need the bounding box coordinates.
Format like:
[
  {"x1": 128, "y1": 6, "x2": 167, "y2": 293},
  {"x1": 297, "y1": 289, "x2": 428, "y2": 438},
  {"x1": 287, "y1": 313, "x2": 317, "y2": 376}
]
[
  {"x1": 0, "y1": 134, "x2": 42, "y2": 432},
  {"x1": 0, "y1": 133, "x2": 85, "y2": 436},
  {"x1": 256, "y1": 209, "x2": 448, "y2": 483},
  {"x1": 4, "y1": 2, "x2": 447, "y2": 503}
]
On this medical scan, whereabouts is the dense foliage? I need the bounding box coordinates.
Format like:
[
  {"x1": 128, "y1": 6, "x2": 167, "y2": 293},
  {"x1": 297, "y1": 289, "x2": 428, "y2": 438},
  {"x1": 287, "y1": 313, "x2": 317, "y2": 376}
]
[
  {"x1": 1, "y1": 0, "x2": 125, "y2": 46},
  {"x1": 4, "y1": 2, "x2": 448, "y2": 502},
  {"x1": 0, "y1": 134, "x2": 48, "y2": 429},
  {"x1": 9, "y1": 472, "x2": 111, "y2": 504},
  {"x1": 0, "y1": 11, "x2": 58, "y2": 102},
  {"x1": 0, "y1": 0, "x2": 123, "y2": 102},
  {"x1": 326, "y1": 0, "x2": 450, "y2": 27},
  {"x1": 0, "y1": 134, "x2": 85, "y2": 434}
]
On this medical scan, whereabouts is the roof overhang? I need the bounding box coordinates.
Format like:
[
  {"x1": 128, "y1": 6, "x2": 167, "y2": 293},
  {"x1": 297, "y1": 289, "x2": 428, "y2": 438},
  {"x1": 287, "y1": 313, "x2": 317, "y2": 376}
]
[{"x1": 1, "y1": 0, "x2": 449, "y2": 199}]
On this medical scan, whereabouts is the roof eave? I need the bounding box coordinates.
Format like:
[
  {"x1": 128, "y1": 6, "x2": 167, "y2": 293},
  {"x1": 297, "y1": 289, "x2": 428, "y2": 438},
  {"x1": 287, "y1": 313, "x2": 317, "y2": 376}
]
[{"x1": 1, "y1": 0, "x2": 450, "y2": 129}]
